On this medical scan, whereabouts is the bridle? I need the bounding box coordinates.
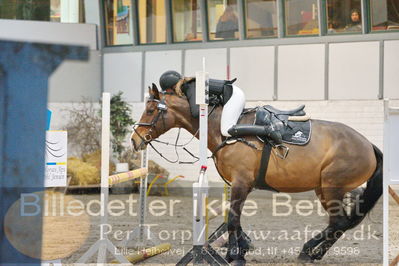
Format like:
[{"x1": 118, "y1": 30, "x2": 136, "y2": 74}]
[
  {"x1": 132, "y1": 91, "x2": 219, "y2": 164},
  {"x1": 132, "y1": 92, "x2": 169, "y2": 151}
]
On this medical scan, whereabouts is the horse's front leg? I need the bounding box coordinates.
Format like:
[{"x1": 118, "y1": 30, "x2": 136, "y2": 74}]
[{"x1": 226, "y1": 178, "x2": 252, "y2": 265}]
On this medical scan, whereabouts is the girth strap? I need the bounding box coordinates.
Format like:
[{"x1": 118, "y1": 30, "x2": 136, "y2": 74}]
[{"x1": 256, "y1": 142, "x2": 279, "y2": 192}]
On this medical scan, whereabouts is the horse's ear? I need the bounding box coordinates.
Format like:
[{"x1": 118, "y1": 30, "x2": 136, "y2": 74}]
[{"x1": 150, "y1": 83, "x2": 160, "y2": 100}]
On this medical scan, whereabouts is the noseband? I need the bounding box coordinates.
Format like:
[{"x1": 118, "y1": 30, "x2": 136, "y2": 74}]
[{"x1": 133, "y1": 93, "x2": 168, "y2": 149}]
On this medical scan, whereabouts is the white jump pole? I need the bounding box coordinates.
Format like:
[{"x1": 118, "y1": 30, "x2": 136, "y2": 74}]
[
  {"x1": 193, "y1": 59, "x2": 209, "y2": 250},
  {"x1": 77, "y1": 92, "x2": 129, "y2": 264},
  {"x1": 98, "y1": 91, "x2": 111, "y2": 262},
  {"x1": 383, "y1": 100, "x2": 399, "y2": 266},
  {"x1": 383, "y1": 100, "x2": 389, "y2": 266}
]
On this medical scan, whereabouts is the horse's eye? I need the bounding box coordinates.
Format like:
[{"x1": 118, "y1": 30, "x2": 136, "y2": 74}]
[{"x1": 147, "y1": 109, "x2": 155, "y2": 115}]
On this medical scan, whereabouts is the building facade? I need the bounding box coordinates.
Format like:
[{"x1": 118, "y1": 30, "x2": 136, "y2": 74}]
[{"x1": 1, "y1": 0, "x2": 398, "y2": 181}]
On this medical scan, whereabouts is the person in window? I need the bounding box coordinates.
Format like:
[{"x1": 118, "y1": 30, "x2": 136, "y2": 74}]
[
  {"x1": 345, "y1": 9, "x2": 362, "y2": 32},
  {"x1": 327, "y1": 18, "x2": 339, "y2": 33},
  {"x1": 159, "y1": 70, "x2": 282, "y2": 144},
  {"x1": 215, "y1": 6, "x2": 239, "y2": 39}
]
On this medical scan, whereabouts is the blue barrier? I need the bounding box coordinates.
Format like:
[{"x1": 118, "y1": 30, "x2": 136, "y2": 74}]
[{"x1": 0, "y1": 41, "x2": 88, "y2": 265}]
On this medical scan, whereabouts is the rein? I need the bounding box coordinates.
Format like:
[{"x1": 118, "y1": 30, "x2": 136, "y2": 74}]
[
  {"x1": 147, "y1": 102, "x2": 261, "y2": 164},
  {"x1": 133, "y1": 91, "x2": 219, "y2": 164}
]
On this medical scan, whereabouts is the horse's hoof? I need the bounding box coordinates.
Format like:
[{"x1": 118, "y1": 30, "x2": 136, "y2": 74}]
[
  {"x1": 231, "y1": 259, "x2": 246, "y2": 266},
  {"x1": 297, "y1": 252, "x2": 314, "y2": 263}
]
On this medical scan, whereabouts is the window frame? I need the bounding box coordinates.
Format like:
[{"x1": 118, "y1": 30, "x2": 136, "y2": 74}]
[
  {"x1": 206, "y1": 0, "x2": 242, "y2": 42},
  {"x1": 102, "y1": 0, "x2": 136, "y2": 47},
  {"x1": 368, "y1": 0, "x2": 399, "y2": 34},
  {"x1": 324, "y1": 0, "x2": 365, "y2": 36},
  {"x1": 100, "y1": 0, "x2": 399, "y2": 47},
  {"x1": 283, "y1": 0, "x2": 321, "y2": 38},
  {"x1": 136, "y1": 0, "x2": 168, "y2": 45},
  {"x1": 170, "y1": 0, "x2": 204, "y2": 43},
  {"x1": 243, "y1": 0, "x2": 279, "y2": 40}
]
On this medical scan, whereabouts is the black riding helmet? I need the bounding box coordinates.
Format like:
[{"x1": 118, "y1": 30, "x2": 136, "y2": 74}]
[{"x1": 159, "y1": 70, "x2": 182, "y2": 91}]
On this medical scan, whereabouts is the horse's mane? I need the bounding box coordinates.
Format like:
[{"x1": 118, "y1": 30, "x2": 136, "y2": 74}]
[{"x1": 174, "y1": 77, "x2": 195, "y2": 96}]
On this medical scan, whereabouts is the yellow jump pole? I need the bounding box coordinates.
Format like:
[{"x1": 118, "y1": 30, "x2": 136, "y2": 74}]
[
  {"x1": 108, "y1": 168, "x2": 148, "y2": 186},
  {"x1": 389, "y1": 186, "x2": 399, "y2": 266},
  {"x1": 163, "y1": 175, "x2": 184, "y2": 196},
  {"x1": 147, "y1": 174, "x2": 163, "y2": 196},
  {"x1": 207, "y1": 184, "x2": 231, "y2": 222},
  {"x1": 223, "y1": 183, "x2": 231, "y2": 223},
  {"x1": 389, "y1": 186, "x2": 399, "y2": 205},
  {"x1": 209, "y1": 184, "x2": 230, "y2": 248}
]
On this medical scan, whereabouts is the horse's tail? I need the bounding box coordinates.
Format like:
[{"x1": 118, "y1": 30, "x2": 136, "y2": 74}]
[{"x1": 349, "y1": 144, "x2": 383, "y2": 228}]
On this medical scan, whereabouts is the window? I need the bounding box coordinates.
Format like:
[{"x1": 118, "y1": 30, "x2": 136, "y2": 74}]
[
  {"x1": 104, "y1": 0, "x2": 133, "y2": 46},
  {"x1": 51, "y1": 0, "x2": 61, "y2": 22},
  {"x1": 327, "y1": 0, "x2": 362, "y2": 34},
  {"x1": 245, "y1": 0, "x2": 277, "y2": 38},
  {"x1": 50, "y1": 0, "x2": 85, "y2": 23},
  {"x1": 285, "y1": 0, "x2": 319, "y2": 36},
  {"x1": 172, "y1": 0, "x2": 202, "y2": 42},
  {"x1": 0, "y1": 0, "x2": 85, "y2": 23},
  {"x1": 207, "y1": 0, "x2": 239, "y2": 40},
  {"x1": 371, "y1": 0, "x2": 399, "y2": 31},
  {"x1": 138, "y1": 0, "x2": 166, "y2": 44},
  {"x1": 0, "y1": 0, "x2": 51, "y2": 21}
]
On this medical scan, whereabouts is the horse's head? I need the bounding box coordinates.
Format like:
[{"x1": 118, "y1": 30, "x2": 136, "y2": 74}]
[{"x1": 131, "y1": 83, "x2": 191, "y2": 151}]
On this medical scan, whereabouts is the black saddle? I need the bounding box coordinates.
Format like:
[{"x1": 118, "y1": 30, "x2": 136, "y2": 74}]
[
  {"x1": 264, "y1": 104, "x2": 305, "y2": 116},
  {"x1": 254, "y1": 105, "x2": 311, "y2": 145}
]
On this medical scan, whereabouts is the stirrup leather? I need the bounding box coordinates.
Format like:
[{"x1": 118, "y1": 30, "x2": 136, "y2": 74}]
[{"x1": 226, "y1": 138, "x2": 237, "y2": 145}]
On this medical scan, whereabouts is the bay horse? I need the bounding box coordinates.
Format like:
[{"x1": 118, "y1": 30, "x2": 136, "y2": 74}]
[{"x1": 131, "y1": 83, "x2": 383, "y2": 264}]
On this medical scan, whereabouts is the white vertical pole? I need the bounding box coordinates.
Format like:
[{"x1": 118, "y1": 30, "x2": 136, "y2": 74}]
[
  {"x1": 383, "y1": 101, "x2": 388, "y2": 266},
  {"x1": 77, "y1": 92, "x2": 129, "y2": 264},
  {"x1": 98, "y1": 92, "x2": 111, "y2": 262},
  {"x1": 199, "y1": 58, "x2": 208, "y2": 169},
  {"x1": 139, "y1": 149, "x2": 149, "y2": 244},
  {"x1": 193, "y1": 59, "x2": 209, "y2": 247}
]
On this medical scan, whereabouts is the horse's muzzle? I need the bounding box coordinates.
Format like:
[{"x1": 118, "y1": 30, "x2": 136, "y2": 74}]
[
  {"x1": 131, "y1": 134, "x2": 147, "y2": 152},
  {"x1": 131, "y1": 138, "x2": 138, "y2": 152}
]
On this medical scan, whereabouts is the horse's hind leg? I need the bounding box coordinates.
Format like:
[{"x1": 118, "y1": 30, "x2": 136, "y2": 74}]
[
  {"x1": 297, "y1": 188, "x2": 329, "y2": 262},
  {"x1": 226, "y1": 178, "x2": 252, "y2": 265},
  {"x1": 298, "y1": 188, "x2": 353, "y2": 262},
  {"x1": 313, "y1": 187, "x2": 356, "y2": 260}
]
